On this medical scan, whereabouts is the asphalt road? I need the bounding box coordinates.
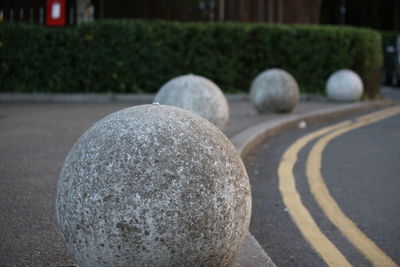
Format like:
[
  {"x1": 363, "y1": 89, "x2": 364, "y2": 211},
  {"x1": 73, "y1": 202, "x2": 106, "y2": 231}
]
[
  {"x1": 0, "y1": 102, "x2": 137, "y2": 266},
  {"x1": 0, "y1": 98, "x2": 338, "y2": 267},
  {"x1": 0, "y1": 87, "x2": 398, "y2": 266},
  {"x1": 245, "y1": 102, "x2": 400, "y2": 266},
  {"x1": 0, "y1": 97, "x2": 281, "y2": 267}
]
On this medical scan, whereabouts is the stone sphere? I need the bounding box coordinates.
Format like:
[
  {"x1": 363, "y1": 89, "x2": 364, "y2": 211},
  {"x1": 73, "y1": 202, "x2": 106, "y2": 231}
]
[
  {"x1": 326, "y1": 69, "x2": 364, "y2": 101},
  {"x1": 249, "y1": 68, "x2": 300, "y2": 113},
  {"x1": 154, "y1": 74, "x2": 229, "y2": 131},
  {"x1": 56, "y1": 104, "x2": 251, "y2": 267}
]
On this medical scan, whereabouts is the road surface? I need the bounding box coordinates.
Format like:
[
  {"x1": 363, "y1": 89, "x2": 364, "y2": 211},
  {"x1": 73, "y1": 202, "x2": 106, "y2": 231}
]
[{"x1": 246, "y1": 102, "x2": 400, "y2": 266}]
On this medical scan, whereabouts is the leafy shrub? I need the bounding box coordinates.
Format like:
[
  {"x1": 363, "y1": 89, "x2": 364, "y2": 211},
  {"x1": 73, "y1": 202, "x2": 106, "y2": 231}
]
[{"x1": 0, "y1": 20, "x2": 383, "y2": 98}]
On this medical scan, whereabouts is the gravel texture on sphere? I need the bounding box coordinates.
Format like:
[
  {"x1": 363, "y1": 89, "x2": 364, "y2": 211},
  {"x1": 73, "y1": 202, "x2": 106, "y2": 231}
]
[
  {"x1": 249, "y1": 68, "x2": 300, "y2": 113},
  {"x1": 326, "y1": 69, "x2": 364, "y2": 101},
  {"x1": 154, "y1": 74, "x2": 229, "y2": 131},
  {"x1": 56, "y1": 104, "x2": 251, "y2": 267}
]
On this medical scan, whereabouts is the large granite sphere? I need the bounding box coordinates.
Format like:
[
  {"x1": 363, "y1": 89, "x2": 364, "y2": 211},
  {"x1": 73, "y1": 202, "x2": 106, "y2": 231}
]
[
  {"x1": 56, "y1": 104, "x2": 251, "y2": 267},
  {"x1": 154, "y1": 74, "x2": 229, "y2": 131},
  {"x1": 249, "y1": 68, "x2": 300, "y2": 113},
  {"x1": 326, "y1": 69, "x2": 364, "y2": 101}
]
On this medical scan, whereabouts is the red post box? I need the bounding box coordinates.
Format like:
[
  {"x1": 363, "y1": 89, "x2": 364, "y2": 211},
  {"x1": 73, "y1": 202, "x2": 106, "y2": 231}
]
[{"x1": 46, "y1": 0, "x2": 66, "y2": 26}]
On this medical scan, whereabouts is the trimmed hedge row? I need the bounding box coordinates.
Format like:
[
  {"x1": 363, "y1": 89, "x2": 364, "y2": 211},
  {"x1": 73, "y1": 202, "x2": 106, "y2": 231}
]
[{"x1": 0, "y1": 20, "x2": 383, "y2": 97}]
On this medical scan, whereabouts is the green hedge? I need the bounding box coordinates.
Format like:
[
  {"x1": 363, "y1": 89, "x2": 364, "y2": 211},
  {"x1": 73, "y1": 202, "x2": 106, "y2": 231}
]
[{"x1": 0, "y1": 20, "x2": 382, "y2": 98}]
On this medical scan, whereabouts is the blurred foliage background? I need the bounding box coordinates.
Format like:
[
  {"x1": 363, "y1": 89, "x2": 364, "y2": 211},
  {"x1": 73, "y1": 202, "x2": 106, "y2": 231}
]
[{"x1": 0, "y1": 20, "x2": 383, "y2": 98}]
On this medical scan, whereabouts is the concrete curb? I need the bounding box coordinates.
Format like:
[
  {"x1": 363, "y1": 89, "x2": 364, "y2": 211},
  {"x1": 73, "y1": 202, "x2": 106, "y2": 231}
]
[
  {"x1": 232, "y1": 233, "x2": 276, "y2": 267},
  {"x1": 230, "y1": 99, "x2": 392, "y2": 267},
  {"x1": 232, "y1": 100, "x2": 392, "y2": 159}
]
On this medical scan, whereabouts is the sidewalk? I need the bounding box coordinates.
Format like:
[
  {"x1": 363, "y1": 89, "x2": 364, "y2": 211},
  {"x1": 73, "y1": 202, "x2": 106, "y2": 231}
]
[{"x1": 0, "y1": 94, "x2": 390, "y2": 266}]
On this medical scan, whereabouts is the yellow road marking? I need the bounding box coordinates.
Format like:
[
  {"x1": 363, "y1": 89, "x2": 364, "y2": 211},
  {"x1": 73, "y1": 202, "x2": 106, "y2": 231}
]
[
  {"x1": 356, "y1": 105, "x2": 400, "y2": 123},
  {"x1": 278, "y1": 120, "x2": 353, "y2": 267},
  {"x1": 307, "y1": 105, "x2": 400, "y2": 267}
]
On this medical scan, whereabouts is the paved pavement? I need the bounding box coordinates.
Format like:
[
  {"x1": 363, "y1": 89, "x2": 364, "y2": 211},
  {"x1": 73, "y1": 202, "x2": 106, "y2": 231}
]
[{"x1": 0, "y1": 92, "x2": 393, "y2": 266}]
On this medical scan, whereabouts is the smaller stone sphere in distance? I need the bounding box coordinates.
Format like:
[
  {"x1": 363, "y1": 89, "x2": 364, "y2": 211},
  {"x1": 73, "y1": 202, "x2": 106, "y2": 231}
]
[
  {"x1": 56, "y1": 104, "x2": 251, "y2": 267},
  {"x1": 249, "y1": 68, "x2": 300, "y2": 113},
  {"x1": 154, "y1": 74, "x2": 229, "y2": 131},
  {"x1": 326, "y1": 69, "x2": 364, "y2": 101}
]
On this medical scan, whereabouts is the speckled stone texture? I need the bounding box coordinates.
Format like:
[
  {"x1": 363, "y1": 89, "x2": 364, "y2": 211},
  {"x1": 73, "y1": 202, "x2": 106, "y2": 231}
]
[
  {"x1": 249, "y1": 69, "x2": 300, "y2": 113},
  {"x1": 154, "y1": 74, "x2": 229, "y2": 131},
  {"x1": 56, "y1": 104, "x2": 251, "y2": 267},
  {"x1": 326, "y1": 69, "x2": 364, "y2": 101}
]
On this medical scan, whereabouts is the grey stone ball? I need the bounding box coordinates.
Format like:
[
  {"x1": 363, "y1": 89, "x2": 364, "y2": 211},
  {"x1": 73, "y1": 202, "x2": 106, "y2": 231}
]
[
  {"x1": 56, "y1": 104, "x2": 251, "y2": 267},
  {"x1": 249, "y1": 68, "x2": 300, "y2": 113},
  {"x1": 326, "y1": 69, "x2": 364, "y2": 101},
  {"x1": 154, "y1": 74, "x2": 229, "y2": 131}
]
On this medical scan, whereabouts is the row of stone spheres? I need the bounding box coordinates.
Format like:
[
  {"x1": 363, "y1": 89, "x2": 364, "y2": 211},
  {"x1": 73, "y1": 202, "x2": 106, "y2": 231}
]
[
  {"x1": 56, "y1": 68, "x2": 364, "y2": 266},
  {"x1": 153, "y1": 69, "x2": 363, "y2": 124},
  {"x1": 249, "y1": 68, "x2": 364, "y2": 114}
]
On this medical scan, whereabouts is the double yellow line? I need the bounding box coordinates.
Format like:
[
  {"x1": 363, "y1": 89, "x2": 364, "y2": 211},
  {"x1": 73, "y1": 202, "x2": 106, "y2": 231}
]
[{"x1": 278, "y1": 105, "x2": 400, "y2": 267}]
